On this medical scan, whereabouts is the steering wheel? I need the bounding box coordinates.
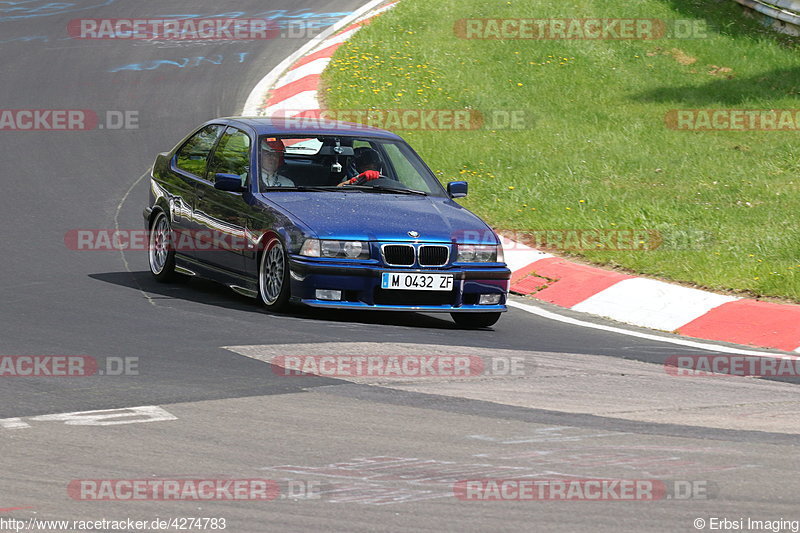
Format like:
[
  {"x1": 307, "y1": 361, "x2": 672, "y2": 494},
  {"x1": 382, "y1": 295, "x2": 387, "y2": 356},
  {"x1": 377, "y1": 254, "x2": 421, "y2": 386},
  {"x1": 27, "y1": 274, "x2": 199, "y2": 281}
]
[{"x1": 353, "y1": 173, "x2": 390, "y2": 186}]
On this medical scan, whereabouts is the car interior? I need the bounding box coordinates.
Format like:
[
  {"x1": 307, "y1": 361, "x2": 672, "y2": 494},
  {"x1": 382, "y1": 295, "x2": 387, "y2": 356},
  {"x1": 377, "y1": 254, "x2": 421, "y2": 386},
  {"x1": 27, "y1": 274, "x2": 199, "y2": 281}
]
[{"x1": 263, "y1": 136, "x2": 387, "y2": 188}]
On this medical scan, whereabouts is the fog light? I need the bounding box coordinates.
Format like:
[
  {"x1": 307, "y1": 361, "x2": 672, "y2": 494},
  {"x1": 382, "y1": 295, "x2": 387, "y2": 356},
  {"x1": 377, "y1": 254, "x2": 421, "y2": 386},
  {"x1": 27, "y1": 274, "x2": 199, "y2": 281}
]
[
  {"x1": 478, "y1": 294, "x2": 502, "y2": 305},
  {"x1": 316, "y1": 289, "x2": 342, "y2": 301}
]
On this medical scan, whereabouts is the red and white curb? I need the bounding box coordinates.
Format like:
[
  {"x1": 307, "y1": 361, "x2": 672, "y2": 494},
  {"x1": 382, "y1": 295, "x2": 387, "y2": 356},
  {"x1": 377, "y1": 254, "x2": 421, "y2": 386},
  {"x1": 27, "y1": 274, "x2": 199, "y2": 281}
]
[
  {"x1": 242, "y1": 1, "x2": 800, "y2": 353},
  {"x1": 504, "y1": 241, "x2": 800, "y2": 353}
]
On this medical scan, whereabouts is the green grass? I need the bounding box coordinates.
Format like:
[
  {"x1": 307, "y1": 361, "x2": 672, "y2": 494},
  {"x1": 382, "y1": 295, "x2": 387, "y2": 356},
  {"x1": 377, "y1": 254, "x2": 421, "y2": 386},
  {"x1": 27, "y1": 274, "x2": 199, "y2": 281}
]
[{"x1": 322, "y1": 0, "x2": 800, "y2": 302}]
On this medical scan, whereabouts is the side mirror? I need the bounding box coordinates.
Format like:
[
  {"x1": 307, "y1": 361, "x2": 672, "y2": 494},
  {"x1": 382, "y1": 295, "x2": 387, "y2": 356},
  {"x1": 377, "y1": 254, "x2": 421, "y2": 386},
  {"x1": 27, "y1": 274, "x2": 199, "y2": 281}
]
[
  {"x1": 214, "y1": 173, "x2": 246, "y2": 192},
  {"x1": 447, "y1": 181, "x2": 468, "y2": 198}
]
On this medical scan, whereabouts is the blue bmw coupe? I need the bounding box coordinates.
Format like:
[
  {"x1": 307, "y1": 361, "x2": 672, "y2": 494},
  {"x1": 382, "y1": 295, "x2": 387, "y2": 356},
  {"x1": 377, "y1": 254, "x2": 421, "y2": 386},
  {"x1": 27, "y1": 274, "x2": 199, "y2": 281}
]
[{"x1": 143, "y1": 118, "x2": 510, "y2": 328}]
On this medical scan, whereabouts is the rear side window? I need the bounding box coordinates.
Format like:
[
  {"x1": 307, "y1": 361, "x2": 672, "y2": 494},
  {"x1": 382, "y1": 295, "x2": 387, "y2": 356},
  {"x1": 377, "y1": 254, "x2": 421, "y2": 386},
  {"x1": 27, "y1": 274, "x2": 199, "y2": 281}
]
[
  {"x1": 207, "y1": 127, "x2": 251, "y2": 184},
  {"x1": 175, "y1": 124, "x2": 224, "y2": 177}
]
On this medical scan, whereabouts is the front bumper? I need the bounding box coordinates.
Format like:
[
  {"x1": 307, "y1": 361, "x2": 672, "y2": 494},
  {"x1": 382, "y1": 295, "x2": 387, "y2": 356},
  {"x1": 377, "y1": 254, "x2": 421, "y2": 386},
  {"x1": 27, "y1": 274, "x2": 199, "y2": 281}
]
[{"x1": 288, "y1": 256, "x2": 510, "y2": 313}]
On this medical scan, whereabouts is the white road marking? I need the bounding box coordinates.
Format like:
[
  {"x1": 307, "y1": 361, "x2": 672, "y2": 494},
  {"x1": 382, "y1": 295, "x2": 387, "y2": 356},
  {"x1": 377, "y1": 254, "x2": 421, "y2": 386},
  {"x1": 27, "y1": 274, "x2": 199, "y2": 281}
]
[
  {"x1": 115, "y1": 169, "x2": 156, "y2": 306},
  {"x1": 0, "y1": 406, "x2": 176, "y2": 430},
  {"x1": 467, "y1": 428, "x2": 625, "y2": 445},
  {"x1": 0, "y1": 418, "x2": 29, "y2": 430},
  {"x1": 508, "y1": 299, "x2": 785, "y2": 357}
]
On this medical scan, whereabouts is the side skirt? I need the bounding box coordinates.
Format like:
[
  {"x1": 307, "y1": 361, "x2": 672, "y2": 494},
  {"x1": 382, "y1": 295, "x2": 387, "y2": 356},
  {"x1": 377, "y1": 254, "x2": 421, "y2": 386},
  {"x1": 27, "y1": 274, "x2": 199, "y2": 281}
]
[{"x1": 175, "y1": 254, "x2": 259, "y2": 298}]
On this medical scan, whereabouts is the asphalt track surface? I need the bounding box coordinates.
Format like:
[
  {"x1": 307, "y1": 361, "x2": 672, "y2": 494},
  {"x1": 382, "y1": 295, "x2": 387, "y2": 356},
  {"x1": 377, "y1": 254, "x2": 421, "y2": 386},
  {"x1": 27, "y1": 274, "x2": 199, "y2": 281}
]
[{"x1": 0, "y1": 2, "x2": 798, "y2": 531}]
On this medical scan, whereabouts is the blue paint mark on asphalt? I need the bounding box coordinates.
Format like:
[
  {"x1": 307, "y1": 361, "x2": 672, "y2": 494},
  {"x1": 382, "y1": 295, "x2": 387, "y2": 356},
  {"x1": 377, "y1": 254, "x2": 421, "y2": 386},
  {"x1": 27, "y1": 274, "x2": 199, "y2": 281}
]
[
  {"x1": 0, "y1": 0, "x2": 117, "y2": 22},
  {"x1": 109, "y1": 52, "x2": 250, "y2": 72},
  {"x1": 153, "y1": 9, "x2": 352, "y2": 30},
  {"x1": 0, "y1": 34, "x2": 48, "y2": 43}
]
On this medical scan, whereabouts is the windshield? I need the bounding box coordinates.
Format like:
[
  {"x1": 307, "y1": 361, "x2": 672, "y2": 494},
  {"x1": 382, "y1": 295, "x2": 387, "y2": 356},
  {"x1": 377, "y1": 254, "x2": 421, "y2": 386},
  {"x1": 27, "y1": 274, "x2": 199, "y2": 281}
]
[{"x1": 258, "y1": 135, "x2": 445, "y2": 196}]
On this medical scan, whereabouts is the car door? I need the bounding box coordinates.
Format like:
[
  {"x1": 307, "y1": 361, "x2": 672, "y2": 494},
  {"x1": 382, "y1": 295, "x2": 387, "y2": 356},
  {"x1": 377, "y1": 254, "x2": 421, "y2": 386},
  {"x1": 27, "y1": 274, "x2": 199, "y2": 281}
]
[
  {"x1": 168, "y1": 124, "x2": 225, "y2": 260},
  {"x1": 193, "y1": 126, "x2": 253, "y2": 274}
]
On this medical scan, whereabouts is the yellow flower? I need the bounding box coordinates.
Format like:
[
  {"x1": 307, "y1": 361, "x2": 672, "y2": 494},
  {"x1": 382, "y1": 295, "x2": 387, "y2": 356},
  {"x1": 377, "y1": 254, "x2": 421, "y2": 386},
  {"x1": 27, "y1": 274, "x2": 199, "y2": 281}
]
[{"x1": 508, "y1": 186, "x2": 515, "y2": 190}]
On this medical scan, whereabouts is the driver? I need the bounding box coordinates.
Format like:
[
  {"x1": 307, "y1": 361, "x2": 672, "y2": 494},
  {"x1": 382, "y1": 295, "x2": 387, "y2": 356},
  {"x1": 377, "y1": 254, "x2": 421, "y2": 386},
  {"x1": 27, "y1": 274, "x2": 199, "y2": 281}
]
[
  {"x1": 338, "y1": 147, "x2": 382, "y2": 187},
  {"x1": 260, "y1": 138, "x2": 294, "y2": 188}
]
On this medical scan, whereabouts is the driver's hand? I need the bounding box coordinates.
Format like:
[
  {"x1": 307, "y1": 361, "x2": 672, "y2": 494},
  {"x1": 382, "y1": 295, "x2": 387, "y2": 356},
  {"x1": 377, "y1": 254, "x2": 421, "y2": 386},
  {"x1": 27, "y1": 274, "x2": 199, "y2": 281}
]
[
  {"x1": 338, "y1": 170, "x2": 381, "y2": 187},
  {"x1": 359, "y1": 170, "x2": 380, "y2": 181}
]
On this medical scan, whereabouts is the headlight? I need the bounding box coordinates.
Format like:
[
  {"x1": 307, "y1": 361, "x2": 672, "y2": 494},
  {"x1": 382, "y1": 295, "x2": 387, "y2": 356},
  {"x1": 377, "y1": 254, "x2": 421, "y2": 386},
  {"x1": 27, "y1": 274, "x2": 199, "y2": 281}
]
[
  {"x1": 321, "y1": 240, "x2": 341, "y2": 257},
  {"x1": 300, "y1": 239, "x2": 370, "y2": 259},
  {"x1": 342, "y1": 241, "x2": 365, "y2": 258},
  {"x1": 457, "y1": 244, "x2": 502, "y2": 263},
  {"x1": 300, "y1": 239, "x2": 321, "y2": 257}
]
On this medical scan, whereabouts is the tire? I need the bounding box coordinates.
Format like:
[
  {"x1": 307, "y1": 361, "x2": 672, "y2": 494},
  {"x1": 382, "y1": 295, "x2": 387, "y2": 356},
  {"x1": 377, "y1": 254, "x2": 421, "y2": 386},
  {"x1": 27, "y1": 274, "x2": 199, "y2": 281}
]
[
  {"x1": 258, "y1": 236, "x2": 291, "y2": 311},
  {"x1": 148, "y1": 211, "x2": 178, "y2": 282},
  {"x1": 451, "y1": 312, "x2": 502, "y2": 329}
]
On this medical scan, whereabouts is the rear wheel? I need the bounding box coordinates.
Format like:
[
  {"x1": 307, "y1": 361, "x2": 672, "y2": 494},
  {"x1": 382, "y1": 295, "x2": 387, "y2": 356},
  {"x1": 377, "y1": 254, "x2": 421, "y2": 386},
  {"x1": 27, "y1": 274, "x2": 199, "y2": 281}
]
[
  {"x1": 451, "y1": 312, "x2": 502, "y2": 329},
  {"x1": 259, "y1": 237, "x2": 290, "y2": 311},
  {"x1": 148, "y1": 212, "x2": 178, "y2": 282}
]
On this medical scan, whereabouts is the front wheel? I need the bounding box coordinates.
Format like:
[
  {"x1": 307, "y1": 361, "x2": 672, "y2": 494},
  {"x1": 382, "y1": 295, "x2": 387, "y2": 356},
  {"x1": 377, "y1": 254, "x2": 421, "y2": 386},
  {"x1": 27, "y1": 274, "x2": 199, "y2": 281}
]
[
  {"x1": 451, "y1": 312, "x2": 502, "y2": 329},
  {"x1": 258, "y1": 237, "x2": 291, "y2": 311}
]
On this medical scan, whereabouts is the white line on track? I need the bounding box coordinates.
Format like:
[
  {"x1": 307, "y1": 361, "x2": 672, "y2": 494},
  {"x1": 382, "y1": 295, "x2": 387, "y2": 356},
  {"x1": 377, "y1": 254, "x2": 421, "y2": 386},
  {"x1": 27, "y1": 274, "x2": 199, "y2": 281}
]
[{"x1": 114, "y1": 170, "x2": 155, "y2": 306}]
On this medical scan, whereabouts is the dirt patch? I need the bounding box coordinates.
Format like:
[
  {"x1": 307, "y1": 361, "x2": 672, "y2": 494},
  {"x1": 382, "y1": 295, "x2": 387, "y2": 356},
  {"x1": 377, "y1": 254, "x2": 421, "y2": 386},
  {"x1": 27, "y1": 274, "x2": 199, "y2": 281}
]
[
  {"x1": 708, "y1": 64, "x2": 735, "y2": 78},
  {"x1": 668, "y1": 48, "x2": 698, "y2": 65},
  {"x1": 646, "y1": 47, "x2": 698, "y2": 65},
  {"x1": 647, "y1": 47, "x2": 735, "y2": 77}
]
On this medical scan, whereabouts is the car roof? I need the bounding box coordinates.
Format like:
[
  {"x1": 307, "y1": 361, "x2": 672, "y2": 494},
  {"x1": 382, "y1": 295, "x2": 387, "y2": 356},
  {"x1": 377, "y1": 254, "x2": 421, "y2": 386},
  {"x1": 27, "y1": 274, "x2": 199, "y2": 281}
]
[{"x1": 215, "y1": 116, "x2": 405, "y2": 141}]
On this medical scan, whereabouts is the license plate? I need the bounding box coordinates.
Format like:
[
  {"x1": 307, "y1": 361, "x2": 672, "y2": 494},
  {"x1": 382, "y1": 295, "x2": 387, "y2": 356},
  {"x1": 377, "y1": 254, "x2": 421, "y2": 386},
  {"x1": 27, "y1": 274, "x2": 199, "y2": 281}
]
[{"x1": 381, "y1": 272, "x2": 454, "y2": 291}]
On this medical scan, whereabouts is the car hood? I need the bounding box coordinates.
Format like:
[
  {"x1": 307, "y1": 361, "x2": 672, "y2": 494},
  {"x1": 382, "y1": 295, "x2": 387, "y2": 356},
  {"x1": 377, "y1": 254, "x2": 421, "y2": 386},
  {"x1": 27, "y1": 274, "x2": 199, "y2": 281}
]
[{"x1": 256, "y1": 191, "x2": 496, "y2": 243}]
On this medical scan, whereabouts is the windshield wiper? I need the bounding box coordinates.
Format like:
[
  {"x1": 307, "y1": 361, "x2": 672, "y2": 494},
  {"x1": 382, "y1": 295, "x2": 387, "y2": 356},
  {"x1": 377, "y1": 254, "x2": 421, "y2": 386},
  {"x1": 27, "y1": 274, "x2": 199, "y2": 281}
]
[{"x1": 345, "y1": 185, "x2": 427, "y2": 196}]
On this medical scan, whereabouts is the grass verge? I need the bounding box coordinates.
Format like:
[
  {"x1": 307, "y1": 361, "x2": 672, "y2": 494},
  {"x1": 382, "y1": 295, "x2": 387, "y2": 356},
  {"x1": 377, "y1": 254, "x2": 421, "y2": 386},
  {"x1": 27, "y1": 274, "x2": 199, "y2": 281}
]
[{"x1": 322, "y1": 0, "x2": 800, "y2": 302}]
